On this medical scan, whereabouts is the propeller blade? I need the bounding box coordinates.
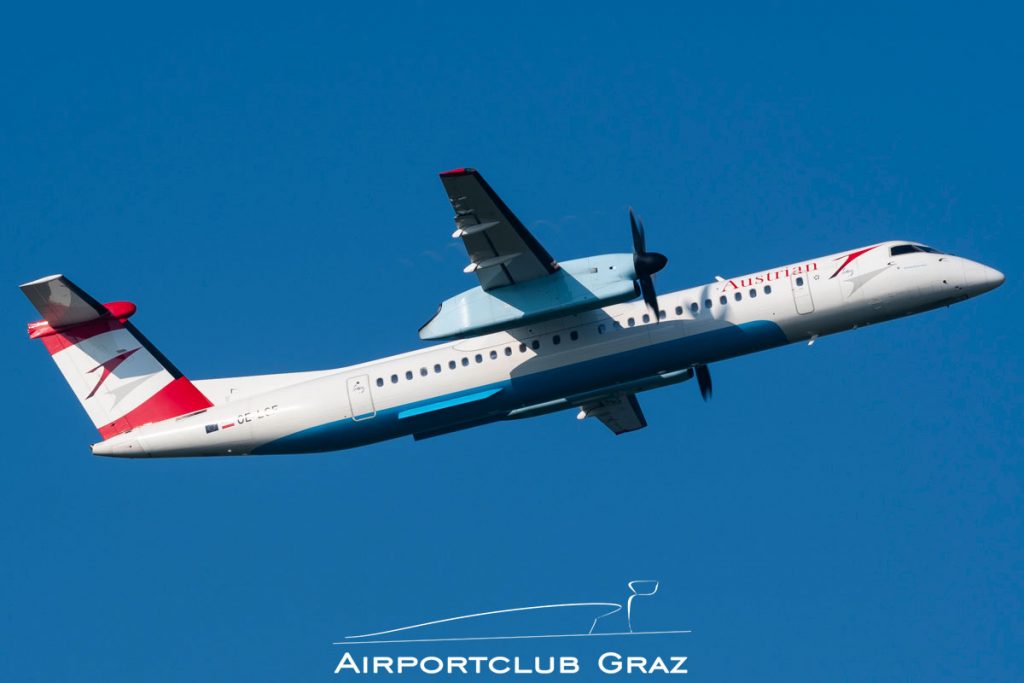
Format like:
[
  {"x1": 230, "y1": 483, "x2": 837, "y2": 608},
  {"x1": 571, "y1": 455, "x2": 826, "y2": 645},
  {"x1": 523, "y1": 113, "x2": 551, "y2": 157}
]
[
  {"x1": 639, "y1": 274, "x2": 659, "y2": 316},
  {"x1": 695, "y1": 364, "x2": 712, "y2": 401},
  {"x1": 629, "y1": 207, "x2": 646, "y2": 254}
]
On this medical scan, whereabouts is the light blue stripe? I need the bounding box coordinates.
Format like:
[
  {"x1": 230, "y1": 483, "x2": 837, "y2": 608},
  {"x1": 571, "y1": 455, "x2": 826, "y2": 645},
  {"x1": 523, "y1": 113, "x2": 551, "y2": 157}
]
[{"x1": 397, "y1": 388, "x2": 503, "y2": 419}]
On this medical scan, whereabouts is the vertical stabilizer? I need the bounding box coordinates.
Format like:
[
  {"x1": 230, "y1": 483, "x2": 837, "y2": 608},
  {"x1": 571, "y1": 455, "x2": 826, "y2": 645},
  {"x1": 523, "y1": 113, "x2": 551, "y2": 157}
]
[{"x1": 20, "y1": 275, "x2": 213, "y2": 440}]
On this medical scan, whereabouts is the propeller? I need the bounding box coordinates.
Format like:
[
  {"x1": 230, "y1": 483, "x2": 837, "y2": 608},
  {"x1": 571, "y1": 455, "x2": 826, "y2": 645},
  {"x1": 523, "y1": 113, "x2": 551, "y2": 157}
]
[
  {"x1": 695, "y1": 364, "x2": 712, "y2": 401},
  {"x1": 630, "y1": 208, "x2": 669, "y2": 318}
]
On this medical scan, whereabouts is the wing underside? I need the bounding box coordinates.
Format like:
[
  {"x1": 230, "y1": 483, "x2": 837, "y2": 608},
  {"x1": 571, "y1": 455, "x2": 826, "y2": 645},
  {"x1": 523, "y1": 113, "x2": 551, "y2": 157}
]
[{"x1": 440, "y1": 168, "x2": 559, "y2": 290}]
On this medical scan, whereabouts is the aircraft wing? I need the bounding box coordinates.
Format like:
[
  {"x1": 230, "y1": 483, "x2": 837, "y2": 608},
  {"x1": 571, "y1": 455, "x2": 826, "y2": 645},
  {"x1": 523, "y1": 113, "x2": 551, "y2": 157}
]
[
  {"x1": 579, "y1": 393, "x2": 648, "y2": 435},
  {"x1": 440, "y1": 168, "x2": 559, "y2": 291}
]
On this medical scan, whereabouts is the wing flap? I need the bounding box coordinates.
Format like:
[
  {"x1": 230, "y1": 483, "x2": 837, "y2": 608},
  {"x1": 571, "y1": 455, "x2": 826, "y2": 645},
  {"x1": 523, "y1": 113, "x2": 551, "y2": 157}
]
[{"x1": 579, "y1": 393, "x2": 648, "y2": 435}]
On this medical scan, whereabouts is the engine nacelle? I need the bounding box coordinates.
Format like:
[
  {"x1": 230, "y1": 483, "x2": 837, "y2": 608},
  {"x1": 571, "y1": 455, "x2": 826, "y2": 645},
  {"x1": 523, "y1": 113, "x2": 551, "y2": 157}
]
[{"x1": 419, "y1": 254, "x2": 638, "y2": 340}]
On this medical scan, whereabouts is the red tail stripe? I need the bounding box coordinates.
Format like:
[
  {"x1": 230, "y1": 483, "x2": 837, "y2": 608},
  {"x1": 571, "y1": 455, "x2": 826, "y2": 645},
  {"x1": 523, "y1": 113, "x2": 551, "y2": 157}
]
[
  {"x1": 97, "y1": 377, "x2": 214, "y2": 440},
  {"x1": 29, "y1": 301, "x2": 137, "y2": 348}
]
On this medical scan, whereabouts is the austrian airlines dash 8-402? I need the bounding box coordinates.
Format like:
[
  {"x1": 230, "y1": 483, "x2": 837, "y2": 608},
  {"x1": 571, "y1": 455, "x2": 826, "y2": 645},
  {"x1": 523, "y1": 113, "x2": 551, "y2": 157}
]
[{"x1": 21, "y1": 168, "x2": 1004, "y2": 458}]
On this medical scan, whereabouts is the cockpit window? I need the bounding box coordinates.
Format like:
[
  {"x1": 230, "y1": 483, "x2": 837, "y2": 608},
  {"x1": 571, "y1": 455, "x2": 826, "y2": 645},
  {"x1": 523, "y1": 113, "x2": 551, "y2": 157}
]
[{"x1": 891, "y1": 244, "x2": 944, "y2": 256}]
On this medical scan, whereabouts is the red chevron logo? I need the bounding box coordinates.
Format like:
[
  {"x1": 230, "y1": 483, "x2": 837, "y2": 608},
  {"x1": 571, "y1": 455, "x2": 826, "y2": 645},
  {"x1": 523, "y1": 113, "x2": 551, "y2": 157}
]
[
  {"x1": 85, "y1": 348, "x2": 140, "y2": 399},
  {"x1": 829, "y1": 245, "x2": 879, "y2": 279}
]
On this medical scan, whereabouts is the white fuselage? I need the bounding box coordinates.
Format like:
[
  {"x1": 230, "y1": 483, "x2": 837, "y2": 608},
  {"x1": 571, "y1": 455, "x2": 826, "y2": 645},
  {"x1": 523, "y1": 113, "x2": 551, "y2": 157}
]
[{"x1": 91, "y1": 241, "x2": 1003, "y2": 457}]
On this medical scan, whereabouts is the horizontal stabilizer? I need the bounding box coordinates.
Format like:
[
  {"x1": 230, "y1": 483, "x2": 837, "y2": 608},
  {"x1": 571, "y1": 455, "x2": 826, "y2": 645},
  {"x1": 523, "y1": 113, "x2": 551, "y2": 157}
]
[{"x1": 20, "y1": 274, "x2": 109, "y2": 327}]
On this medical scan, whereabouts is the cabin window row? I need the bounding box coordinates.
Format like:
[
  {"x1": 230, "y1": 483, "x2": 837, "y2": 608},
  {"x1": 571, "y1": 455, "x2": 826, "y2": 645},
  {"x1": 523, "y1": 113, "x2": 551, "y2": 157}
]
[
  {"x1": 374, "y1": 330, "x2": 583, "y2": 387},
  {"x1": 373, "y1": 283, "x2": 779, "y2": 388},
  {"x1": 673, "y1": 284, "x2": 774, "y2": 316},
  {"x1": 603, "y1": 284, "x2": 778, "y2": 330}
]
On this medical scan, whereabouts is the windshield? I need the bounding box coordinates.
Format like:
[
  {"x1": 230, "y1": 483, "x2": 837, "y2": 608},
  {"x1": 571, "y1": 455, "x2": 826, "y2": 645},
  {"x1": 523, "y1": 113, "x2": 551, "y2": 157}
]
[{"x1": 890, "y1": 244, "x2": 944, "y2": 256}]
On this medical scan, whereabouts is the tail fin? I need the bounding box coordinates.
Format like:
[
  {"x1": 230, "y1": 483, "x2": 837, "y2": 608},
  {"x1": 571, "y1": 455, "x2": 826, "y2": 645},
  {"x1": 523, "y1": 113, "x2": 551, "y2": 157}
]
[{"x1": 20, "y1": 275, "x2": 213, "y2": 440}]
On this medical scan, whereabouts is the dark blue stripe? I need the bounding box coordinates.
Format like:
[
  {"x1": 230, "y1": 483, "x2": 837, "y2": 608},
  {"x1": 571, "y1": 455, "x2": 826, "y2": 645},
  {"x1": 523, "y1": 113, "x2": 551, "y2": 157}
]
[{"x1": 252, "y1": 320, "x2": 787, "y2": 454}]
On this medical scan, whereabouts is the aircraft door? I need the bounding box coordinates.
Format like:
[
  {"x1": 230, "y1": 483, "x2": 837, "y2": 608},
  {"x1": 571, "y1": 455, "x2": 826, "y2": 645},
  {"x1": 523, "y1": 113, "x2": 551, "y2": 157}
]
[
  {"x1": 346, "y1": 374, "x2": 376, "y2": 421},
  {"x1": 791, "y1": 271, "x2": 815, "y2": 314}
]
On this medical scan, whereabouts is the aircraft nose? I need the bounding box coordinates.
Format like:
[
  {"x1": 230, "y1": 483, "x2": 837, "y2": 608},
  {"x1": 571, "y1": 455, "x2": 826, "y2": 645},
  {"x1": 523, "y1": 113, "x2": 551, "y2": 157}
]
[{"x1": 962, "y1": 260, "x2": 1005, "y2": 295}]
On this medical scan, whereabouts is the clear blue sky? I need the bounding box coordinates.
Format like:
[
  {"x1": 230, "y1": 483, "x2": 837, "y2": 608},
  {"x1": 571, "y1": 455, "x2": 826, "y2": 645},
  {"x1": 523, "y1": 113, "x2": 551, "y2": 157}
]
[{"x1": 2, "y1": 3, "x2": 1021, "y2": 680}]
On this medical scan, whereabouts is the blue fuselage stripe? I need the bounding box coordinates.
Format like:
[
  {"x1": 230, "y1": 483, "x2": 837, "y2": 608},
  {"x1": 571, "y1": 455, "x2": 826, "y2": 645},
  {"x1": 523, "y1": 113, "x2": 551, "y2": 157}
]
[{"x1": 397, "y1": 388, "x2": 504, "y2": 419}]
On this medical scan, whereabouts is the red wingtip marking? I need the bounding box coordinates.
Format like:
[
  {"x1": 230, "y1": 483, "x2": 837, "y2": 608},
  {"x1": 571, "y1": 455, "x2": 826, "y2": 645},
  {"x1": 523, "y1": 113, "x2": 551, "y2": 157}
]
[{"x1": 439, "y1": 167, "x2": 474, "y2": 177}]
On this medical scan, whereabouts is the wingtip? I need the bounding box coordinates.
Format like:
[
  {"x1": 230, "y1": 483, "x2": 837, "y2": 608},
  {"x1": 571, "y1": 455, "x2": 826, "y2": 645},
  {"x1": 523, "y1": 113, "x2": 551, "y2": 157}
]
[{"x1": 439, "y1": 167, "x2": 476, "y2": 177}]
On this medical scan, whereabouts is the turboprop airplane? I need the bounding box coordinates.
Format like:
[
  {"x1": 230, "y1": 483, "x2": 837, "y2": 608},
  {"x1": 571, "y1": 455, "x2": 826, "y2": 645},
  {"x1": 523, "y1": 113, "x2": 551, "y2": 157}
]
[{"x1": 20, "y1": 168, "x2": 1004, "y2": 458}]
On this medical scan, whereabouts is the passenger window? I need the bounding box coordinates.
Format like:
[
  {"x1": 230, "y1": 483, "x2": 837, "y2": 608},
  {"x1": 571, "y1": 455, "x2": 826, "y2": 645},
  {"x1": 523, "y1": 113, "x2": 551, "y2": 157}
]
[
  {"x1": 504, "y1": 346, "x2": 512, "y2": 356},
  {"x1": 434, "y1": 364, "x2": 441, "y2": 374},
  {"x1": 796, "y1": 277, "x2": 804, "y2": 286},
  {"x1": 734, "y1": 292, "x2": 742, "y2": 301},
  {"x1": 376, "y1": 377, "x2": 384, "y2": 387},
  {"x1": 704, "y1": 299, "x2": 712, "y2": 309},
  {"x1": 570, "y1": 330, "x2": 579, "y2": 341},
  {"x1": 642, "y1": 314, "x2": 650, "y2": 324},
  {"x1": 749, "y1": 289, "x2": 757, "y2": 298},
  {"x1": 720, "y1": 295, "x2": 727, "y2": 305},
  {"x1": 461, "y1": 357, "x2": 469, "y2": 367},
  {"x1": 690, "y1": 302, "x2": 698, "y2": 313},
  {"x1": 531, "y1": 339, "x2": 540, "y2": 350},
  {"x1": 519, "y1": 343, "x2": 527, "y2": 353},
  {"x1": 390, "y1": 374, "x2": 398, "y2": 384},
  {"x1": 764, "y1": 285, "x2": 772, "y2": 294},
  {"x1": 448, "y1": 360, "x2": 456, "y2": 370},
  {"x1": 658, "y1": 310, "x2": 666, "y2": 320},
  {"x1": 405, "y1": 370, "x2": 413, "y2": 380},
  {"x1": 553, "y1": 334, "x2": 561, "y2": 345},
  {"x1": 597, "y1": 324, "x2": 606, "y2": 335},
  {"x1": 420, "y1": 367, "x2": 428, "y2": 377},
  {"x1": 675, "y1": 305, "x2": 683, "y2": 315},
  {"x1": 489, "y1": 350, "x2": 498, "y2": 360},
  {"x1": 627, "y1": 317, "x2": 636, "y2": 327},
  {"x1": 475, "y1": 354, "x2": 483, "y2": 364}
]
